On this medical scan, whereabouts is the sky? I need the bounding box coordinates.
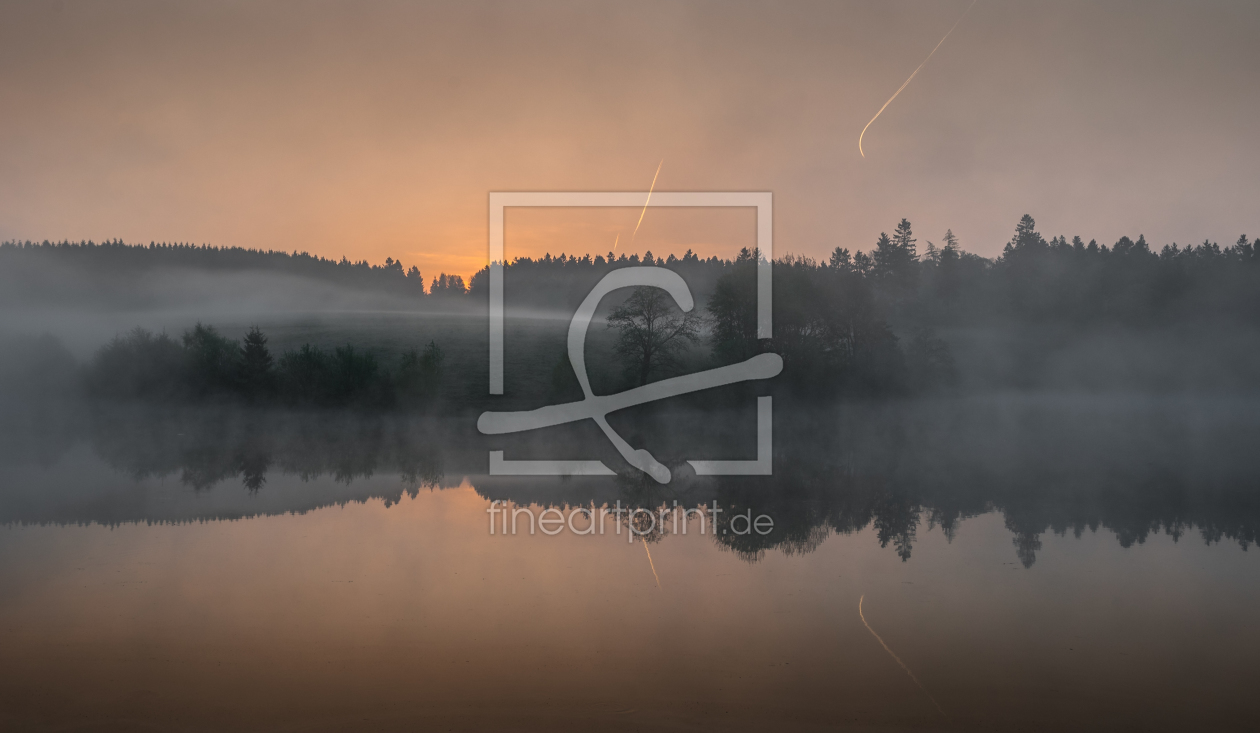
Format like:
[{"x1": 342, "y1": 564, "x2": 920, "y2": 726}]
[{"x1": 2, "y1": 0, "x2": 1258, "y2": 282}]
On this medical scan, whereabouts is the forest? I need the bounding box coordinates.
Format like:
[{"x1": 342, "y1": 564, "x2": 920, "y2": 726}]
[
  {"x1": 83, "y1": 325, "x2": 447, "y2": 408},
  {"x1": 3, "y1": 213, "x2": 1259, "y2": 408},
  {"x1": 2, "y1": 214, "x2": 1259, "y2": 565}
]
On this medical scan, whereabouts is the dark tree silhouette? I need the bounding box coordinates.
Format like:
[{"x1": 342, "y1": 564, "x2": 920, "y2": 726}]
[
  {"x1": 40, "y1": 211, "x2": 1260, "y2": 405},
  {"x1": 238, "y1": 326, "x2": 275, "y2": 401},
  {"x1": 429, "y1": 273, "x2": 467, "y2": 296},
  {"x1": 873, "y1": 218, "x2": 919, "y2": 293},
  {"x1": 608, "y1": 285, "x2": 702, "y2": 386},
  {"x1": 397, "y1": 341, "x2": 445, "y2": 404},
  {"x1": 183, "y1": 324, "x2": 238, "y2": 397},
  {"x1": 708, "y1": 252, "x2": 760, "y2": 363},
  {"x1": 86, "y1": 328, "x2": 185, "y2": 400}
]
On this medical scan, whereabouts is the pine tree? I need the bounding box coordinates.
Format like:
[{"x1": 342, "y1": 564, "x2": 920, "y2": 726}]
[
  {"x1": 1004, "y1": 214, "x2": 1043, "y2": 256},
  {"x1": 828, "y1": 247, "x2": 853, "y2": 270},
  {"x1": 238, "y1": 326, "x2": 275, "y2": 400},
  {"x1": 852, "y1": 251, "x2": 874, "y2": 276},
  {"x1": 871, "y1": 232, "x2": 896, "y2": 276},
  {"x1": 891, "y1": 218, "x2": 918, "y2": 261},
  {"x1": 873, "y1": 219, "x2": 919, "y2": 289}
]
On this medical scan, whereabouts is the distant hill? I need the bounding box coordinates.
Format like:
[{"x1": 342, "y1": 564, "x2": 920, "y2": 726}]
[
  {"x1": 0, "y1": 239, "x2": 737, "y2": 313},
  {"x1": 0, "y1": 239, "x2": 429, "y2": 310}
]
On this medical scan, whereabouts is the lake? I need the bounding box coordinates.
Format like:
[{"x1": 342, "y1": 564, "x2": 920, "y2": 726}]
[{"x1": 1, "y1": 395, "x2": 1258, "y2": 731}]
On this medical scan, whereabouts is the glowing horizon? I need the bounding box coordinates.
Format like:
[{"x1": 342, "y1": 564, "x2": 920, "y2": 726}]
[{"x1": 1, "y1": 1, "x2": 1256, "y2": 289}]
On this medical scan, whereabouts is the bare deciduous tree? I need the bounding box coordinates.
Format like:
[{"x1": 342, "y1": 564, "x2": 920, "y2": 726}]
[{"x1": 607, "y1": 286, "x2": 702, "y2": 386}]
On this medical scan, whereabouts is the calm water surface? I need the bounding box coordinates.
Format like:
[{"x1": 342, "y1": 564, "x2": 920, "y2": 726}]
[{"x1": 2, "y1": 400, "x2": 1259, "y2": 731}]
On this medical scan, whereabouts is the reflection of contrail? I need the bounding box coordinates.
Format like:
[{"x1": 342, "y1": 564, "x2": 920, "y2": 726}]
[
  {"x1": 632, "y1": 160, "x2": 663, "y2": 238},
  {"x1": 641, "y1": 537, "x2": 662, "y2": 588},
  {"x1": 858, "y1": 595, "x2": 946, "y2": 719},
  {"x1": 858, "y1": 0, "x2": 978, "y2": 157}
]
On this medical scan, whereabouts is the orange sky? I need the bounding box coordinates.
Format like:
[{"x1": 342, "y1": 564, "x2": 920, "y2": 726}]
[{"x1": 2, "y1": 1, "x2": 1258, "y2": 283}]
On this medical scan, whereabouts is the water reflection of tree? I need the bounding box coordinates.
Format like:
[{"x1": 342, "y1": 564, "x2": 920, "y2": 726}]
[
  {"x1": 7, "y1": 397, "x2": 1260, "y2": 568},
  {"x1": 86, "y1": 406, "x2": 457, "y2": 499}
]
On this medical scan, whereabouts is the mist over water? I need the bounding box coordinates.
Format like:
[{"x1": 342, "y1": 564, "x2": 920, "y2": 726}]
[
  {"x1": 2, "y1": 230, "x2": 1260, "y2": 731},
  {"x1": 3, "y1": 0, "x2": 1260, "y2": 726}
]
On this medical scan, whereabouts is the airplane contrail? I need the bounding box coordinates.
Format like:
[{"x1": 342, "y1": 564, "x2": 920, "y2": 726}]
[
  {"x1": 632, "y1": 160, "x2": 663, "y2": 238},
  {"x1": 858, "y1": 0, "x2": 979, "y2": 158},
  {"x1": 858, "y1": 594, "x2": 947, "y2": 719},
  {"x1": 641, "y1": 536, "x2": 662, "y2": 588}
]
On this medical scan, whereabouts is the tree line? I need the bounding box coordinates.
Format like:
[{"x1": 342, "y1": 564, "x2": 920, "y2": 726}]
[
  {"x1": 9, "y1": 213, "x2": 1260, "y2": 399},
  {"x1": 573, "y1": 214, "x2": 1260, "y2": 395},
  {"x1": 487, "y1": 214, "x2": 1260, "y2": 327},
  {"x1": 86, "y1": 325, "x2": 445, "y2": 409},
  {"x1": 6, "y1": 217, "x2": 1257, "y2": 321},
  {"x1": 0, "y1": 239, "x2": 444, "y2": 298}
]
